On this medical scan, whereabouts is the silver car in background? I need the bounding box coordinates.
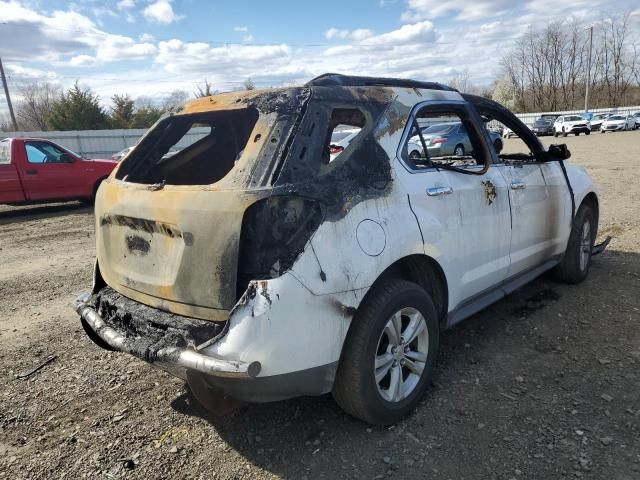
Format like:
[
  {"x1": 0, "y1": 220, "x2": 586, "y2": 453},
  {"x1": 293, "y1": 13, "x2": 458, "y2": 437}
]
[{"x1": 407, "y1": 122, "x2": 502, "y2": 160}]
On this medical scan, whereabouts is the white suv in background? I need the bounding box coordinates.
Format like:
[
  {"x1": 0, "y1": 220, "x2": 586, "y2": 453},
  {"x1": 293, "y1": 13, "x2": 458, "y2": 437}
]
[
  {"x1": 76, "y1": 75, "x2": 607, "y2": 425},
  {"x1": 553, "y1": 115, "x2": 591, "y2": 136}
]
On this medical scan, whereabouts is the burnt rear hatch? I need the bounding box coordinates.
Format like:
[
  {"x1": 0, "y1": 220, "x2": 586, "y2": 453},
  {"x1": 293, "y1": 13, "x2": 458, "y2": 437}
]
[{"x1": 97, "y1": 88, "x2": 310, "y2": 320}]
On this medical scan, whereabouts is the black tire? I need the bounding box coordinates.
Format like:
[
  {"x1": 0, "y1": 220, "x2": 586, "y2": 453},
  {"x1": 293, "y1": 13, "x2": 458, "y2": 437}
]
[
  {"x1": 554, "y1": 131, "x2": 559, "y2": 137},
  {"x1": 82, "y1": 177, "x2": 106, "y2": 205},
  {"x1": 454, "y1": 144, "x2": 465, "y2": 156},
  {"x1": 585, "y1": 130, "x2": 590, "y2": 135},
  {"x1": 600, "y1": 130, "x2": 605, "y2": 133},
  {"x1": 333, "y1": 280, "x2": 439, "y2": 425},
  {"x1": 553, "y1": 204, "x2": 595, "y2": 284},
  {"x1": 409, "y1": 150, "x2": 422, "y2": 161},
  {"x1": 493, "y1": 138, "x2": 503, "y2": 154},
  {"x1": 562, "y1": 128, "x2": 568, "y2": 137}
]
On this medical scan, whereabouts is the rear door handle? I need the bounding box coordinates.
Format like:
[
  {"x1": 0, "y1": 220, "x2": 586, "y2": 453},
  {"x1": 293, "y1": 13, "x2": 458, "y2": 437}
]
[
  {"x1": 427, "y1": 186, "x2": 453, "y2": 196},
  {"x1": 510, "y1": 181, "x2": 526, "y2": 190},
  {"x1": 25, "y1": 170, "x2": 38, "y2": 175}
]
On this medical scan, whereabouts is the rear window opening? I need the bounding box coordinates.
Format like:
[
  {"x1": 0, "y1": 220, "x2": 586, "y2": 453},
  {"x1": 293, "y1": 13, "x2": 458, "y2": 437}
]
[
  {"x1": 116, "y1": 107, "x2": 259, "y2": 185},
  {"x1": 323, "y1": 109, "x2": 366, "y2": 165}
]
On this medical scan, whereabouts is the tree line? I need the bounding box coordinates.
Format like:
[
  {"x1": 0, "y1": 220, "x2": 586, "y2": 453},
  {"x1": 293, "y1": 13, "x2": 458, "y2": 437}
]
[
  {"x1": 495, "y1": 11, "x2": 639, "y2": 112},
  {"x1": 0, "y1": 78, "x2": 256, "y2": 132}
]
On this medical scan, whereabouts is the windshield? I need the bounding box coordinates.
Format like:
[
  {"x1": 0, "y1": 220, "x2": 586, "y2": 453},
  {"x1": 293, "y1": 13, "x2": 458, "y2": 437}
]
[
  {"x1": 609, "y1": 115, "x2": 624, "y2": 120},
  {"x1": 534, "y1": 119, "x2": 550, "y2": 125},
  {"x1": 565, "y1": 115, "x2": 582, "y2": 121}
]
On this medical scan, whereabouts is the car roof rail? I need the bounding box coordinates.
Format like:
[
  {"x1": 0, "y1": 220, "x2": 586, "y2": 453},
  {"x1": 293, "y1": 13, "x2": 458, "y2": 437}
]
[{"x1": 306, "y1": 73, "x2": 456, "y2": 92}]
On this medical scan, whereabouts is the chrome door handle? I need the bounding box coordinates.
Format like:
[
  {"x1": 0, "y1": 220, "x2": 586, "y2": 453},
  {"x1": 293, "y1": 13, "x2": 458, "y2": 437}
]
[
  {"x1": 510, "y1": 181, "x2": 526, "y2": 190},
  {"x1": 427, "y1": 186, "x2": 453, "y2": 196}
]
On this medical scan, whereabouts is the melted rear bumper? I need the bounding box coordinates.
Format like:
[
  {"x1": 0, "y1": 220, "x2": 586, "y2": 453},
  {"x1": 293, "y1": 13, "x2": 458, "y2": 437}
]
[{"x1": 74, "y1": 290, "x2": 261, "y2": 379}]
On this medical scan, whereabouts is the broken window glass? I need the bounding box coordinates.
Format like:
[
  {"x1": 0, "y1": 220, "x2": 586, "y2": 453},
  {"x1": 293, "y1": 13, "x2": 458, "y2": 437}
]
[{"x1": 116, "y1": 107, "x2": 259, "y2": 185}]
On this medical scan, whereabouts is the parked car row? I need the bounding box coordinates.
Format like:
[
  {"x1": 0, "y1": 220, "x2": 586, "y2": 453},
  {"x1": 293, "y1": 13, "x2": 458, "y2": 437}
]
[{"x1": 503, "y1": 111, "x2": 640, "y2": 139}]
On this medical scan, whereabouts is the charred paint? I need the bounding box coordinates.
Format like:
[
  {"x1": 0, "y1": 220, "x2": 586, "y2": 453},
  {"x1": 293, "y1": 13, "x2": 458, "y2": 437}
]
[{"x1": 482, "y1": 180, "x2": 497, "y2": 205}]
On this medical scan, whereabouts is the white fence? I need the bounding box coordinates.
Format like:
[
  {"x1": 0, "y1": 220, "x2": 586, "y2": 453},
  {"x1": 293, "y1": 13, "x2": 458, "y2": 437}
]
[
  {"x1": 3, "y1": 103, "x2": 640, "y2": 156},
  {"x1": 514, "y1": 105, "x2": 640, "y2": 126},
  {"x1": 1, "y1": 127, "x2": 210, "y2": 158}
]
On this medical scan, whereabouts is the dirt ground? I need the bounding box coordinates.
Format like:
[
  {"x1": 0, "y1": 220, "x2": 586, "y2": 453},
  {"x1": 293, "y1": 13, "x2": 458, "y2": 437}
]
[{"x1": 1, "y1": 130, "x2": 639, "y2": 480}]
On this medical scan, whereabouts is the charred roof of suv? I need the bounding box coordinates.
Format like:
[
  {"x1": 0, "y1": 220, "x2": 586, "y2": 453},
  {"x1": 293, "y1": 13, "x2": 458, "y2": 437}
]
[{"x1": 307, "y1": 73, "x2": 457, "y2": 92}]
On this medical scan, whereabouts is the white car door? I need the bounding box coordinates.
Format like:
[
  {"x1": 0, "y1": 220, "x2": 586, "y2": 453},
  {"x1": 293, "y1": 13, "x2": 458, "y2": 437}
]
[
  {"x1": 395, "y1": 100, "x2": 512, "y2": 314},
  {"x1": 498, "y1": 163, "x2": 556, "y2": 277}
]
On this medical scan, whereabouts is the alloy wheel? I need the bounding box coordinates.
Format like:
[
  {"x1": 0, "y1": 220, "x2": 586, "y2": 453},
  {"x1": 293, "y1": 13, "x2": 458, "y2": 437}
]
[{"x1": 374, "y1": 307, "x2": 429, "y2": 403}]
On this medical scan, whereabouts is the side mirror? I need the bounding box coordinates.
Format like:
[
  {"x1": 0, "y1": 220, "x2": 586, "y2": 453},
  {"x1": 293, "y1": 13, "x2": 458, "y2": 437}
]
[
  {"x1": 60, "y1": 153, "x2": 74, "y2": 163},
  {"x1": 545, "y1": 144, "x2": 571, "y2": 161}
]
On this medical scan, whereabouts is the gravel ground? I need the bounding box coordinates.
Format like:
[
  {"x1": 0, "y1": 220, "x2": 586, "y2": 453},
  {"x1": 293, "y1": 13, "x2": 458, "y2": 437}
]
[{"x1": 1, "y1": 131, "x2": 639, "y2": 479}]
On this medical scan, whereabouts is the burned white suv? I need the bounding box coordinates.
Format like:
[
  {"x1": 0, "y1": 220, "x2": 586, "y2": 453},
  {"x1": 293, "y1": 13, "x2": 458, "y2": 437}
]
[{"x1": 76, "y1": 74, "x2": 608, "y2": 424}]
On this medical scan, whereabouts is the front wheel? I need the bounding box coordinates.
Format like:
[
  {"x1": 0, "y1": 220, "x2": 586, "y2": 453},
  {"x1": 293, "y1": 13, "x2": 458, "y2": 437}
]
[
  {"x1": 585, "y1": 130, "x2": 590, "y2": 135},
  {"x1": 333, "y1": 280, "x2": 439, "y2": 425},
  {"x1": 553, "y1": 204, "x2": 595, "y2": 284},
  {"x1": 454, "y1": 144, "x2": 465, "y2": 156},
  {"x1": 562, "y1": 128, "x2": 568, "y2": 137}
]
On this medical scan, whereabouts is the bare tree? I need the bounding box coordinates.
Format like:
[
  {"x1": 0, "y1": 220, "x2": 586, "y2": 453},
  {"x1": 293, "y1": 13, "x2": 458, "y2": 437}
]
[
  {"x1": 15, "y1": 81, "x2": 61, "y2": 131},
  {"x1": 243, "y1": 78, "x2": 256, "y2": 90},
  {"x1": 499, "y1": 11, "x2": 639, "y2": 112},
  {"x1": 194, "y1": 79, "x2": 216, "y2": 98}
]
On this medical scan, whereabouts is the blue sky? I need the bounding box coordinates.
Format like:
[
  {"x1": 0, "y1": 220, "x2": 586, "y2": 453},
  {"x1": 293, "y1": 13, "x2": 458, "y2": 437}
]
[{"x1": 0, "y1": 0, "x2": 638, "y2": 115}]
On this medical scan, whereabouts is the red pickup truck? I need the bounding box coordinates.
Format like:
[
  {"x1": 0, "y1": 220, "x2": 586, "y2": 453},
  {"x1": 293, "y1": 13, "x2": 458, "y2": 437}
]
[{"x1": 0, "y1": 137, "x2": 117, "y2": 205}]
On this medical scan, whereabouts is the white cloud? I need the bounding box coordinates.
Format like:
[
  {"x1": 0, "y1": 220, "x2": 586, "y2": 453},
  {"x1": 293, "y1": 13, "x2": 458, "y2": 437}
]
[
  {"x1": 401, "y1": 0, "x2": 511, "y2": 21},
  {"x1": 325, "y1": 27, "x2": 350, "y2": 39},
  {"x1": 233, "y1": 26, "x2": 249, "y2": 32},
  {"x1": 243, "y1": 34, "x2": 255, "y2": 43},
  {"x1": 143, "y1": 0, "x2": 182, "y2": 25},
  {"x1": 325, "y1": 27, "x2": 374, "y2": 41},
  {"x1": 117, "y1": 0, "x2": 135, "y2": 9},
  {"x1": 0, "y1": 1, "x2": 157, "y2": 66}
]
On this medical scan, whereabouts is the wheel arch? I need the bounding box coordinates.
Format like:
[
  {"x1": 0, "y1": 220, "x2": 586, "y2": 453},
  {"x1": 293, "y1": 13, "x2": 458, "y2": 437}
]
[
  {"x1": 580, "y1": 191, "x2": 599, "y2": 238},
  {"x1": 358, "y1": 254, "x2": 449, "y2": 329}
]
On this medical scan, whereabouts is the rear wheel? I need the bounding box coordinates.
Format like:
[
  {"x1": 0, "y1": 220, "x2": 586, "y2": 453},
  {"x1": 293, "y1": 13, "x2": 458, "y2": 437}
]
[
  {"x1": 333, "y1": 280, "x2": 439, "y2": 424},
  {"x1": 553, "y1": 204, "x2": 595, "y2": 284},
  {"x1": 585, "y1": 130, "x2": 590, "y2": 135}
]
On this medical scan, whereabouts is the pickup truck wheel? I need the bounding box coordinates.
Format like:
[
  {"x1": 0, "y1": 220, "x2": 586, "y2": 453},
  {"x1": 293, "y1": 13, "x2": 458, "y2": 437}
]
[
  {"x1": 82, "y1": 177, "x2": 106, "y2": 205},
  {"x1": 553, "y1": 204, "x2": 595, "y2": 284},
  {"x1": 333, "y1": 280, "x2": 439, "y2": 425}
]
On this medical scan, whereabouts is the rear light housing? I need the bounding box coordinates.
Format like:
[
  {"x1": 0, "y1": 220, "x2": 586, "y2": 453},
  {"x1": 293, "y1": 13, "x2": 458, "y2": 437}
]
[
  {"x1": 430, "y1": 137, "x2": 446, "y2": 145},
  {"x1": 236, "y1": 196, "x2": 324, "y2": 298}
]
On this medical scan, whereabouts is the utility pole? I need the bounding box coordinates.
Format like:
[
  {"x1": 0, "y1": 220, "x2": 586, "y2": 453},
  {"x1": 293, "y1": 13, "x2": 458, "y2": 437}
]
[
  {"x1": 584, "y1": 26, "x2": 593, "y2": 112},
  {"x1": 0, "y1": 56, "x2": 18, "y2": 131}
]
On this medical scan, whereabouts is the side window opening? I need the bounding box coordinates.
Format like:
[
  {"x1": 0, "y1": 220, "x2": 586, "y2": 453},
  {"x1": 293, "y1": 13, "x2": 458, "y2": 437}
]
[
  {"x1": 0, "y1": 140, "x2": 10, "y2": 165},
  {"x1": 463, "y1": 93, "x2": 544, "y2": 163},
  {"x1": 322, "y1": 108, "x2": 366, "y2": 166},
  {"x1": 116, "y1": 107, "x2": 259, "y2": 186},
  {"x1": 403, "y1": 109, "x2": 487, "y2": 169},
  {"x1": 25, "y1": 142, "x2": 72, "y2": 164}
]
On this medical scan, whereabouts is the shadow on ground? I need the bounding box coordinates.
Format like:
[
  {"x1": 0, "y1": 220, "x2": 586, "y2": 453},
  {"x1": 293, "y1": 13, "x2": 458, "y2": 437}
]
[
  {"x1": 0, "y1": 202, "x2": 91, "y2": 225},
  {"x1": 167, "y1": 248, "x2": 638, "y2": 478}
]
